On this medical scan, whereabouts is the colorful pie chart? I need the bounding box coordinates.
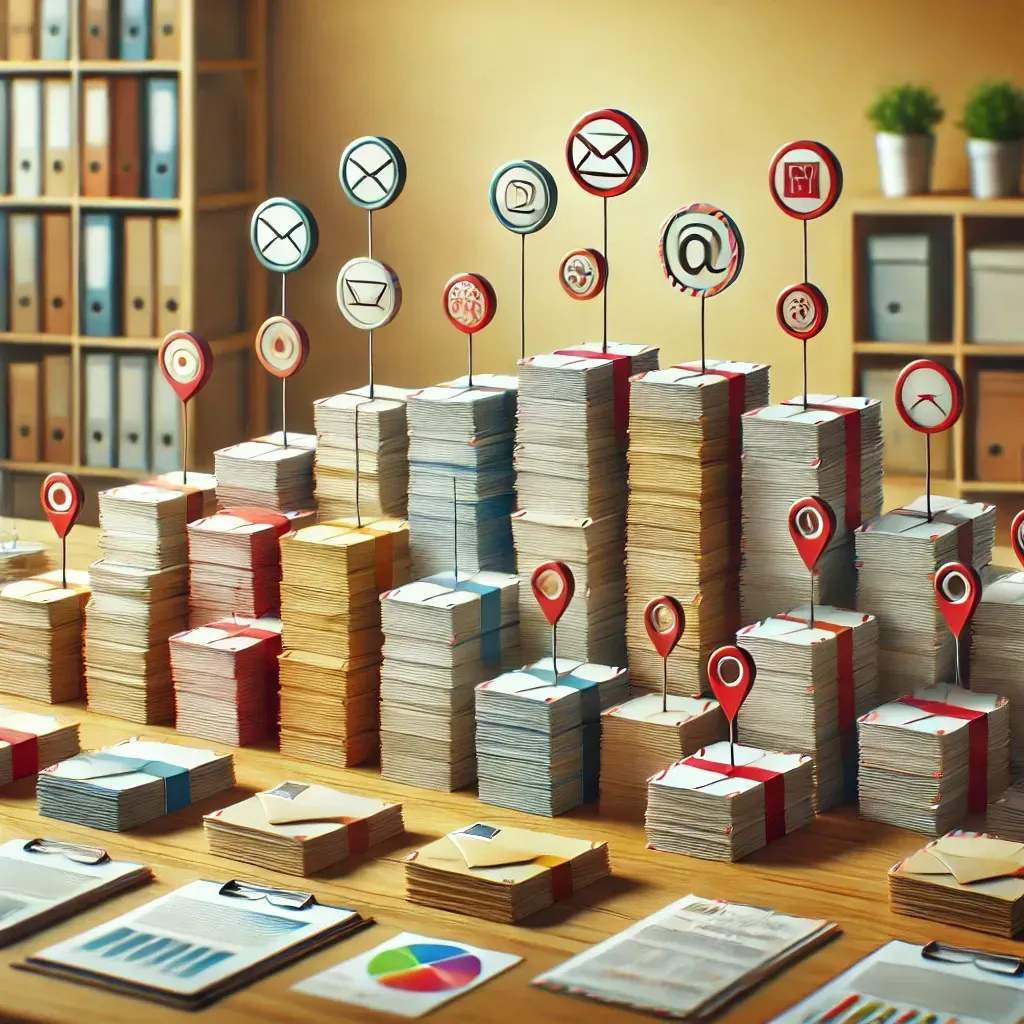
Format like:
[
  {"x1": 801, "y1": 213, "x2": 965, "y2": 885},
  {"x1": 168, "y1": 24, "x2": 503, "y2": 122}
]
[{"x1": 367, "y1": 942, "x2": 482, "y2": 993}]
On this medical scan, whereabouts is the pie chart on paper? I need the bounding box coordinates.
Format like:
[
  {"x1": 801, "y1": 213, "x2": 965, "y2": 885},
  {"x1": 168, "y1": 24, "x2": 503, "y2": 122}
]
[{"x1": 367, "y1": 942, "x2": 483, "y2": 993}]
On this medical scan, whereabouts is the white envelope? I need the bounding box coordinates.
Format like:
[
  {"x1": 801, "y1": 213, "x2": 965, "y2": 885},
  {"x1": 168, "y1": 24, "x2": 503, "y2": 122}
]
[{"x1": 570, "y1": 120, "x2": 634, "y2": 186}]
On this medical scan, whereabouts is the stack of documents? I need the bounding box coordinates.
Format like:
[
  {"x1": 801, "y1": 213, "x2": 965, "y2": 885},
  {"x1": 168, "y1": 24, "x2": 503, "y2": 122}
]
[
  {"x1": 475, "y1": 657, "x2": 630, "y2": 816},
  {"x1": 599, "y1": 693, "x2": 727, "y2": 820},
  {"x1": 95, "y1": 485, "x2": 188, "y2": 569},
  {"x1": 0, "y1": 708, "x2": 80, "y2": 787},
  {"x1": 278, "y1": 518, "x2": 411, "y2": 768},
  {"x1": 313, "y1": 386, "x2": 412, "y2": 520},
  {"x1": 405, "y1": 822, "x2": 611, "y2": 923},
  {"x1": 37, "y1": 738, "x2": 235, "y2": 832},
  {"x1": 855, "y1": 496, "x2": 996, "y2": 700},
  {"x1": 859, "y1": 685, "x2": 1010, "y2": 835},
  {"x1": 379, "y1": 571, "x2": 519, "y2": 791},
  {"x1": 736, "y1": 606, "x2": 879, "y2": 811},
  {"x1": 0, "y1": 541, "x2": 50, "y2": 584},
  {"x1": 740, "y1": 397, "x2": 883, "y2": 624},
  {"x1": 170, "y1": 617, "x2": 282, "y2": 747},
  {"x1": 145, "y1": 471, "x2": 218, "y2": 522},
  {"x1": 214, "y1": 436, "x2": 316, "y2": 512},
  {"x1": 406, "y1": 376, "x2": 517, "y2": 578},
  {"x1": 0, "y1": 572, "x2": 89, "y2": 703},
  {"x1": 988, "y1": 780, "x2": 1024, "y2": 842},
  {"x1": 626, "y1": 362, "x2": 769, "y2": 695},
  {"x1": 645, "y1": 742, "x2": 816, "y2": 861},
  {"x1": 204, "y1": 781, "x2": 404, "y2": 876}
]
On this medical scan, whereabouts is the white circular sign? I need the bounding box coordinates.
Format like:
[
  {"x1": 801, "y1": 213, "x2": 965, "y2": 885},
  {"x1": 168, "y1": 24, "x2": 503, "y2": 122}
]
[
  {"x1": 768, "y1": 141, "x2": 842, "y2": 220},
  {"x1": 659, "y1": 204, "x2": 744, "y2": 298},
  {"x1": 250, "y1": 198, "x2": 318, "y2": 273},
  {"x1": 895, "y1": 360, "x2": 963, "y2": 434},
  {"x1": 488, "y1": 160, "x2": 557, "y2": 234},
  {"x1": 339, "y1": 137, "x2": 406, "y2": 211},
  {"x1": 337, "y1": 257, "x2": 402, "y2": 330}
]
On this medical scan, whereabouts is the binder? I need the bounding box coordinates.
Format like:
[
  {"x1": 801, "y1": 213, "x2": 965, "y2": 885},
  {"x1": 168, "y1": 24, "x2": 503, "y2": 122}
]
[
  {"x1": 81, "y1": 213, "x2": 120, "y2": 337},
  {"x1": 39, "y1": 0, "x2": 70, "y2": 60},
  {"x1": 144, "y1": 78, "x2": 178, "y2": 200},
  {"x1": 0, "y1": 348, "x2": 7, "y2": 457},
  {"x1": 117, "y1": 353, "x2": 151, "y2": 471},
  {"x1": 81, "y1": 0, "x2": 112, "y2": 59},
  {"x1": 11, "y1": 78, "x2": 42, "y2": 198},
  {"x1": 155, "y1": 216, "x2": 181, "y2": 336},
  {"x1": 0, "y1": 80, "x2": 10, "y2": 195},
  {"x1": 150, "y1": 363, "x2": 180, "y2": 474},
  {"x1": 111, "y1": 76, "x2": 140, "y2": 197},
  {"x1": 42, "y1": 353, "x2": 72, "y2": 463},
  {"x1": 83, "y1": 351, "x2": 116, "y2": 467},
  {"x1": 123, "y1": 215, "x2": 154, "y2": 337},
  {"x1": 9, "y1": 361, "x2": 41, "y2": 463},
  {"x1": 43, "y1": 78, "x2": 72, "y2": 197},
  {"x1": 43, "y1": 212, "x2": 71, "y2": 335},
  {"x1": 152, "y1": 0, "x2": 180, "y2": 60},
  {"x1": 119, "y1": 0, "x2": 150, "y2": 59},
  {"x1": 82, "y1": 78, "x2": 111, "y2": 197},
  {"x1": 10, "y1": 213, "x2": 40, "y2": 334},
  {"x1": 0, "y1": 211, "x2": 9, "y2": 333},
  {"x1": 7, "y1": 0, "x2": 36, "y2": 60}
]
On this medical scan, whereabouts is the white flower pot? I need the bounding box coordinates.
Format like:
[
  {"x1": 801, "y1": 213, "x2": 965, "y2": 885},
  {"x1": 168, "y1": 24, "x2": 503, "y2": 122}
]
[
  {"x1": 875, "y1": 133, "x2": 934, "y2": 197},
  {"x1": 968, "y1": 138, "x2": 1023, "y2": 199}
]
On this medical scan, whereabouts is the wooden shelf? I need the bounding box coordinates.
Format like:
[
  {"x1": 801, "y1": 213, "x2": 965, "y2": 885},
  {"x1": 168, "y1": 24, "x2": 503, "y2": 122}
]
[
  {"x1": 853, "y1": 341, "x2": 955, "y2": 356},
  {"x1": 961, "y1": 479, "x2": 1024, "y2": 495},
  {"x1": 0, "y1": 332, "x2": 251, "y2": 351},
  {"x1": 79, "y1": 60, "x2": 180, "y2": 74},
  {"x1": 197, "y1": 59, "x2": 258, "y2": 74},
  {"x1": 0, "y1": 61, "x2": 72, "y2": 73},
  {"x1": 0, "y1": 459, "x2": 145, "y2": 479},
  {"x1": 964, "y1": 343, "x2": 1024, "y2": 357},
  {"x1": 198, "y1": 191, "x2": 260, "y2": 212},
  {"x1": 849, "y1": 192, "x2": 1024, "y2": 216},
  {"x1": 0, "y1": 196, "x2": 181, "y2": 209}
]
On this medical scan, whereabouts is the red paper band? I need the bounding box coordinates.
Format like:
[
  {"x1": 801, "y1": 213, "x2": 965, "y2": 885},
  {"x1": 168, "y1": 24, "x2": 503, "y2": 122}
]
[
  {"x1": 548, "y1": 860, "x2": 575, "y2": 903},
  {"x1": 208, "y1": 620, "x2": 281, "y2": 644},
  {"x1": 219, "y1": 507, "x2": 293, "y2": 536},
  {"x1": 778, "y1": 613, "x2": 855, "y2": 733},
  {"x1": 684, "y1": 756, "x2": 787, "y2": 843},
  {"x1": 0, "y1": 727, "x2": 39, "y2": 779},
  {"x1": 343, "y1": 817, "x2": 370, "y2": 856},
  {"x1": 556, "y1": 348, "x2": 632, "y2": 449}
]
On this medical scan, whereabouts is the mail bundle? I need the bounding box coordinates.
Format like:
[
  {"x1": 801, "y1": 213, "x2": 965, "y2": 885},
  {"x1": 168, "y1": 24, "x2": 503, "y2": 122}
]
[
  {"x1": 0, "y1": 707, "x2": 79, "y2": 787},
  {"x1": 214, "y1": 436, "x2": 316, "y2": 513},
  {"x1": 145, "y1": 471, "x2": 218, "y2": 523},
  {"x1": 988, "y1": 780, "x2": 1024, "y2": 843}
]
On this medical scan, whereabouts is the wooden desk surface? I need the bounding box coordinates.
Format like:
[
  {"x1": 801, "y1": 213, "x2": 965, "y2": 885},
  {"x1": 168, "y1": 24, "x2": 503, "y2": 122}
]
[{"x1": 0, "y1": 518, "x2": 1019, "y2": 1024}]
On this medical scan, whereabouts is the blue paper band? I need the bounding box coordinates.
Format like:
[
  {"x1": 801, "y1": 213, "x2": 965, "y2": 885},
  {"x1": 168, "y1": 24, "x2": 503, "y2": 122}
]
[
  {"x1": 89, "y1": 753, "x2": 192, "y2": 814},
  {"x1": 425, "y1": 574, "x2": 502, "y2": 662}
]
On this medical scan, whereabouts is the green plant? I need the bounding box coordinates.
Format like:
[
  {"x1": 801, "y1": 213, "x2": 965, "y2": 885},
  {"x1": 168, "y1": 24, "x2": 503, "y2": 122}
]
[
  {"x1": 960, "y1": 81, "x2": 1024, "y2": 141},
  {"x1": 867, "y1": 84, "x2": 944, "y2": 135}
]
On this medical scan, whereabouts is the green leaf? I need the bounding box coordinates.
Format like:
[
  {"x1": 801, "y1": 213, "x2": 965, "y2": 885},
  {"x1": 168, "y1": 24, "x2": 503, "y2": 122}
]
[
  {"x1": 960, "y1": 81, "x2": 1024, "y2": 141},
  {"x1": 867, "y1": 84, "x2": 944, "y2": 135}
]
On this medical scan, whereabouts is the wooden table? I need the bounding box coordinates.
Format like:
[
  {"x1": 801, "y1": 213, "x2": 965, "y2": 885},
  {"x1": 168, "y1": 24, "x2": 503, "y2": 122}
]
[{"x1": 0, "y1": 518, "x2": 1017, "y2": 1024}]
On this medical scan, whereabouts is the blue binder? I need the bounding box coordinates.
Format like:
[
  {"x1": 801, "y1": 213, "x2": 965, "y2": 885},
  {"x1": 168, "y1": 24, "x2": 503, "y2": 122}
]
[
  {"x1": 40, "y1": 0, "x2": 71, "y2": 60},
  {"x1": 81, "y1": 212, "x2": 121, "y2": 337},
  {"x1": 119, "y1": 0, "x2": 151, "y2": 60},
  {"x1": 144, "y1": 78, "x2": 178, "y2": 199}
]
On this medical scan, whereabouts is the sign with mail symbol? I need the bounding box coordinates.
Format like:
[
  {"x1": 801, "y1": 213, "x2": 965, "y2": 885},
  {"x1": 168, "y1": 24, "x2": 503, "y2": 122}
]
[
  {"x1": 783, "y1": 161, "x2": 820, "y2": 199},
  {"x1": 488, "y1": 160, "x2": 558, "y2": 235},
  {"x1": 339, "y1": 136, "x2": 407, "y2": 211},
  {"x1": 566, "y1": 108, "x2": 648, "y2": 198},
  {"x1": 250, "y1": 197, "x2": 319, "y2": 274},
  {"x1": 337, "y1": 256, "x2": 402, "y2": 330}
]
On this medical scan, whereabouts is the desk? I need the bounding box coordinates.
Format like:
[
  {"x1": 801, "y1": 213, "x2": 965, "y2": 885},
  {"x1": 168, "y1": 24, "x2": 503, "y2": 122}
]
[{"x1": 0, "y1": 518, "x2": 1018, "y2": 1024}]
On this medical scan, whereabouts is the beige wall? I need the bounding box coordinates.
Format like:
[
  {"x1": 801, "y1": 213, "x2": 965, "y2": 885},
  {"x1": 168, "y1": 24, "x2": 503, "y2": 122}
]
[{"x1": 267, "y1": 0, "x2": 1024, "y2": 432}]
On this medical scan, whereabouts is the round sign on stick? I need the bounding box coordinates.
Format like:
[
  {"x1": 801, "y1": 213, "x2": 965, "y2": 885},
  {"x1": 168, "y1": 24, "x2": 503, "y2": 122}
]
[
  {"x1": 489, "y1": 160, "x2": 558, "y2": 234},
  {"x1": 531, "y1": 561, "x2": 575, "y2": 626},
  {"x1": 787, "y1": 495, "x2": 837, "y2": 573},
  {"x1": 776, "y1": 283, "x2": 829, "y2": 340},
  {"x1": 644, "y1": 596, "x2": 685, "y2": 659},
  {"x1": 894, "y1": 359, "x2": 964, "y2": 434},
  {"x1": 768, "y1": 140, "x2": 843, "y2": 220},
  {"x1": 934, "y1": 560, "x2": 982, "y2": 690},
  {"x1": 339, "y1": 136, "x2": 407, "y2": 211},
  {"x1": 443, "y1": 274, "x2": 497, "y2": 335},
  {"x1": 159, "y1": 331, "x2": 213, "y2": 402},
  {"x1": 337, "y1": 257, "x2": 402, "y2": 330},
  {"x1": 707, "y1": 643, "x2": 756, "y2": 766},
  {"x1": 250, "y1": 198, "x2": 319, "y2": 273},
  {"x1": 41, "y1": 473, "x2": 84, "y2": 540},
  {"x1": 558, "y1": 248, "x2": 607, "y2": 301},
  {"x1": 659, "y1": 204, "x2": 744, "y2": 298},
  {"x1": 255, "y1": 316, "x2": 310, "y2": 379},
  {"x1": 566, "y1": 108, "x2": 648, "y2": 198},
  {"x1": 1012, "y1": 510, "x2": 1024, "y2": 569}
]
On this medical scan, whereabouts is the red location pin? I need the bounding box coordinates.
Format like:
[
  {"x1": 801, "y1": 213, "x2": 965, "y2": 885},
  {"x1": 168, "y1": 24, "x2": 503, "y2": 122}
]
[
  {"x1": 531, "y1": 561, "x2": 575, "y2": 626},
  {"x1": 644, "y1": 596, "x2": 685, "y2": 658},
  {"x1": 707, "y1": 645, "x2": 756, "y2": 723},
  {"x1": 788, "y1": 495, "x2": 837, "y2": 573},
  {"x1": 40, "y1": 473, "x2": 84, "y2": 539},
  {"x1": 1012, "y1": 510, "x2": 1024, "y2": 569},
  {"x1": 159, "y1": 331, "x2": 213, "y2": 402},
  {"x1": 934, "y1": 561, "x2": 982, "y2": 641}
]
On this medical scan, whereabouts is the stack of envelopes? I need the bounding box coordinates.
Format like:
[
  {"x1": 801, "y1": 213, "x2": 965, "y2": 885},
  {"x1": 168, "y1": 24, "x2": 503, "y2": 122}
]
[
  {"x1": 405, "y1": 821, "x2": 611, "y2": 923},
  {"x1": 278, "y1": 518, "x2": 410, "y2": 768},
  {"x1": 599, "y1": 693, "x2": 727, "y2": 820},
  {"x1": 0, "y1": 571, "x2": 89, "y2": 702},
  {"x1": 736, "y1": 606, "x2": 879, "y2": 811},
  {"x1": 0, "y1": 541, "x2": 50, "y2": 584},
  {"x1": 627, "y1": 361, "x2": 769, "y2": 695},
  {"x1": 988, "y1": 781, "x2": 1024, "y2": 842},
  {"x1": 144, "y1": 471, "x2": 218, "y2": 522},
  {"x1": 889, "y1": 831, "x2": 1024, "y2": 938},
  {"x1": 859, "y1": 684, "x2": 1010, "y2": 835},
  {"x1": 170, "y1": 617, "x2": 282, "y2": 746},
  {"x1": 740, "y1": 396, "x2": 883, "y2": 625},
  {"x1": 204, "y1": 781, "x2": 404, "y2": 876},
  {"x1": 475, "y1": 657, "x2": 629, "y2": 816},
  {"x1": 214, "y1": 435, "x2": 316, "y2": 512},
  {"x1": 37, "y1": 737, "x2": 234, "y2": 831},
  {"x1": 645, "y1": 741, "x2": 816, "y2": 861},
  {"x1": 0, "y1": 707, "x2": 80, "y2": 787},
  {"x1": 379, "y1": 571, "x2": 519, "y2": 791},
  {"x1": 313, "y1": 386, "x2": 412, "y2": 520},
  {"x1": 855, "y1": 496, "x2": 996, "y2": 701},
  {"x1": 406, "y1": 375, "x2": 518, "y2": 578}
]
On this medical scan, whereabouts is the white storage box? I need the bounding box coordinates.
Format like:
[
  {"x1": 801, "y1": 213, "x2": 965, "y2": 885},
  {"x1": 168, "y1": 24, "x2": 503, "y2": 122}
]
[
  {"x1": 969, "y1": 245, "x2": 1024, "y2": 344},
  {"x1": 868, "y1": 234, "x2": 930, "y2": 342}
]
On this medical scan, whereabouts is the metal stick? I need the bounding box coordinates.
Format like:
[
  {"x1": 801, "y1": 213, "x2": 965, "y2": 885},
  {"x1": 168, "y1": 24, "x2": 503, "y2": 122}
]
[
  {"x1": 452, "y1": 477, "x2": 458, "y2": 579},
  {"x1": 700, "y1": 291, "x2": 706, "y2": 373},
  {"x1": 281, "y1": 273, "x2": 286, "y2": 316},
  {"x1": 61, "y1": 535, "x2": 66, "y2": 590},
  {"x1": 802, "y1": 340, "x2": 808, "y2": 409},
  {"x1": 368, "y1": 209, "x2": 373, "y2": 260},
  {"x1": 925, "y1": 434, "x2": 933, "y2": 521},
  {"x1": 730, "y1": 720, "x2": 735, "y2": 767},
  {"x1": 182, "y1": 403, "x2": 188, "y2": 486},
  {"x1": 552, "y1": 623, "x2": 559, "y2": 680},
  {"x1": 520, "y1": 232, "x2": 526, "y2": 361},
  {"x1": 354, "y1": 402, "x2": 361, "y2": 528},
  {"x1": 802, "y1": 219, "x2": 809, "y2": 283},
  {"x1": 809, "y1": 567, "x2": 816, "y2": 629},
  {"x1": 467, "y1": 332, "x2": 473, "y2": 388},
  {"x1": 661, "y1": 656, "x2": 668, "y2": 714},
  {"x1": 281, "y1": 378, "x2": 288, "y2": 449},
  {"x1": 368, "y1": 329, "x2": 375, "y2": 400},
  {"x1": 602, "y1": 196, "x2": 608, "y2": 352},
  {"x1": 955, "y1": 634, "x2": 962, "y2": 689}
]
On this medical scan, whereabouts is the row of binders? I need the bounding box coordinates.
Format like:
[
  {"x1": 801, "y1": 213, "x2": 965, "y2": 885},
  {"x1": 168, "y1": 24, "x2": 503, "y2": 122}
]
[
  {"x1": 1, "y1": 76, "x2": 179, "y2": 199},
  {"x1": 8, "y1": 0, "x2": 182, "y2": 61}
]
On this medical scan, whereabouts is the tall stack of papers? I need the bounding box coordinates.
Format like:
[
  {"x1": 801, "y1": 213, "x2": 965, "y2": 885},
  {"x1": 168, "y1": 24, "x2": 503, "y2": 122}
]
[
  {"x1": 380, "y1": 571, "x2": 519, "y2": 791},
  {"x1": 144, "y1": 471, "x2": 218, "y2": 522},
  {"x1": 859, "y1": 685, "x2": 1010, "y2": 834},
  {"x1": 406, "y1": 376, "x2": 517, "y2": 579},
  {"x1": 856, "y1": 496, "x2": 996, "y2": 700},
  {"x1": 0, "y1": 707, "x2": 79, "y2": 786},
  {"x1": 313, "y1": 386, "x2": 412, "y2": 520},
  {"x1": 646, "y1": 742, "x2": 815, "y2": 861},
  {"x1": 988, "y1": 780, "x2": 1024, "y2": 841},
  {"x1": 214, "y1": 436, "x2": 316, "y2": 512},
  {"x1": 627, "y1": 362, "x2": 768, "y2": 694},
  {"x1": 475, "y1": 657, "x2": 629, "y2": 816},
  {"x1": 278, "y1": 519, "x2": 410, "y2": 768}
]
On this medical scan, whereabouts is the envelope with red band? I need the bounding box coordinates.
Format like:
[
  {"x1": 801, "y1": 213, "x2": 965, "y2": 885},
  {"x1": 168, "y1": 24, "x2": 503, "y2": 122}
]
[{"x1": 0, "y1": 707, "x2": 80, "y2": 787}]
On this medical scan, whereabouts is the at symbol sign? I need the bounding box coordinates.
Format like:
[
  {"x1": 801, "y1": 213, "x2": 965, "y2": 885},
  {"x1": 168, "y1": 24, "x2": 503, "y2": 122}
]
[{"x1": 678, "y1": 225, "x2": 725, "y2": 276}]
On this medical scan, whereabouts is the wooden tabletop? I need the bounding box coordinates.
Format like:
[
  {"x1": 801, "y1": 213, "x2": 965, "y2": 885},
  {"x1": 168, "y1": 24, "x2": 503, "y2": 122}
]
[{"x1": 0, "y1": 517, "x2": 1019, "y2": 1024}]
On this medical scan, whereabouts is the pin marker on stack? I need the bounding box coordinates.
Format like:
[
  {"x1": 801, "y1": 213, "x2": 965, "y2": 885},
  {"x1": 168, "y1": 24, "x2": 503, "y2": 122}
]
[
  {"x1": 40, "y1": 473, "x2": 84, "y2": 589},
  {"x1": 644, "y1": 595, "x2": 685, "y2": 713},
  {"x1": 531, "y1": 561, "x2": 574, "y2": 679},
  {"x1": 787, "y1": 495, "x2": 838, "y2": 629},
  {"x1": 442, "y1": 274, "x2": 497, "y2": 389},
  {"x1": 707, "y1": 644, "x2": 756, "y2": 767},
  {"x1": 158, "y1": 331, "x2": 213, "y2": 485},
  {"x1": 935, "y1": 561, "x2": 982, "y2": 690}
]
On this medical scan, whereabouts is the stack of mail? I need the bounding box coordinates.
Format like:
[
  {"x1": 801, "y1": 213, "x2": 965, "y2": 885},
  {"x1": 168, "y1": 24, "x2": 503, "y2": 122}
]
[
  {"x1": 988, "y1": 781, "x2": 1024, "y2": 842},
  {"x1": 37, "y1": 737, "x2": 234, "y2": 832},
  {"x1": 736, "y1": 606, "x2": 879, "y2": 811},
  {"x1": 0, "y1": 572, "x2": 89, "y2": 702},
  {"x1": 645, "y1": 742, "x2": 816, "y2": 861},
  {"x1": 170, "y1": 618, "x2": 282, "y2": 747},
  {"x1": 406, "y1": 375, "x2": 517, "y2": 579},
  {"x1": 204, "y1": 781, "x2": 404, "y2": 876},
  {"x1": 626, "y1": 362, "x2": 769, "y2": 694},
  {"x1": 855, "y1": 496, "x2": 996, "y2": 700},
  {"x1": 475, "y1": 657, "x2": 629, "y2": 816},
  {"x1": 313, "y1": 385, "x2": 412, "y2": 520},
  {"x1": 889, "y1": 831, "x2": 1024, "y2": 938},
  {"x1": 214, "y1": 435, "x2": 316, "y2": 512},
  {"x1": 599, "y1": 693, "x2": 727, "y2": 820},
  {"x1": 859, "y1": 685, "x2": 1010, "y2": 835},
  {"x1": 405, "y1": 822, "x2": 611, "y2": 923},
  {"x1": 0, "y1": 707, "x2": 80, "y2": 787},
  {"x1": 144, "y1": 471, "x2": 218, "y2": 522},
  {"x1": 278, "y1": 519, "x2": 410, "y2": 768},
  {"x1": 379, "y1": 571, "x2": 519, "y2": 791},
  {"x1": 740, "y1": 397, "x2": 883, "y2": 624},
  {"x1": 0, "y1": 541, "x2": 50, "y2": 584}
]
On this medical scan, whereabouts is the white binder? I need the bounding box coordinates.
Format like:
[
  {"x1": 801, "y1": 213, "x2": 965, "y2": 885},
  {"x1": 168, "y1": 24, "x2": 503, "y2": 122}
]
[
  {"x1": 116, "y1": 353, "x2": 151, "y2": 471},
  {"x1": 0, "y1": 80, "x2": 10, "y2": 195},
  {"x1": 150, "y1": 362, "x2": 181, "y2": 474},
  {"x1": 11, "y1": 78, "x2": 42, "y2": 198},
  {"x1": 10, "y1": 212, "x2": 40, "y2": 334},
  {"x1": 39, "y1": 0, "x2": 70, "y2": 60},
  {"x1": 84, "y1": 351, "x2": 117, "y2": 467},
  {"x1": 43, "y1": 78, "x2": 72, "y2": 197}
]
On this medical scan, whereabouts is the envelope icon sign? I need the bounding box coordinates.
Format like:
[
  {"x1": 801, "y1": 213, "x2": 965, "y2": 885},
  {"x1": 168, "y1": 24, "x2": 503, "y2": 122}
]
[
  {"x1": 345, "y1": 278, "x2": 388, "y2": 308},
  {"x1": 573, "y1": 127, "x2": 631, "y2": 184},
  {"x1": 567, "y1": 109, "x2": 648, "y2": 198}
]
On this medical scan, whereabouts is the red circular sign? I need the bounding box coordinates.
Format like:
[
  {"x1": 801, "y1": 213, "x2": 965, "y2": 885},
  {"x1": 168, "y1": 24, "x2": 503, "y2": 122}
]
[
  {"x1": 159, "y1": 331, "x2": 213, "y2": 402},
  {"x1": 565, "y1": 108, "x2": 649, "y2": 198},
  {"x1": 255, "y1": 316, "x2": 310, "y2": 379},
  {"x1": 40, "y1": 472, "x2": 85, "y2": 540},
  {"x1": 443, "y1": 274, "x2": 497, "y2": 334},
  {"x1": 768, "y1": 140, "x2": 843, "y2": 221},
  {"x1": 558, "y1": 248, "x2": 607, "y2": 301},
  {"x1": 894, "y1": 359, "x2": 963, "y2": 435},
  {"x1": 776, "y1": 282, "x2": 829, "y2": 340}
]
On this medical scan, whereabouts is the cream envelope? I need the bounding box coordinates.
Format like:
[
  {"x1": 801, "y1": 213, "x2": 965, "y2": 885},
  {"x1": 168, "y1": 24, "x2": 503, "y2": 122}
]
[
  {"x1": 102, "y1": 484, "x2": 186, "y2": 509},
  {"x1": 257, "y1": 430, "x2": 317, "y2": 451},
  {"x1": 408, "y1": 385, "x2": 507, "y2": 406},
  {"x1": 860, "y1": 684, "x2": 1006, "y2": 735},
  {"x1": 652, "y1": 742, "x2": 812, "y2": 798},
  {"x1": 743, "y1": 402, "x2": 847, "y2": 431},
  {"x1": 0, "y1": 707, "x2": 69, "y2": 739},
  {"x1": 738, "y1": 617, "x2": 836, "y2": 648},
  {"x1": 441, "y1": 373, "x2": 518, "y2": 392},
  {"x1": 786, "y1": 605, "x2": 875, "y2": 630},
  {"x1": 894, "y1": 831, "x2": 1024, "y2": 897},
  {"x1": 983, "y1": 571, "x2": 1024, "y2": 605},
  {"x1": 788, "y1": 393, "x2": 879, "y2": 413},
  {"x1": 476, "y1": 671, "x2": 581, "y2": 708},
  {"x1": 520, "y1": 352, "x2": 611, "y2": 376},
  {"x1": 603, "y1": 692, "x2": 719, "y2": 727},
  {"x1": 570, "y1": 119, "x2": 635, "y2": 186},
  {"x1": 676, "y1": 357, "x2": 767, "y2": 377}
]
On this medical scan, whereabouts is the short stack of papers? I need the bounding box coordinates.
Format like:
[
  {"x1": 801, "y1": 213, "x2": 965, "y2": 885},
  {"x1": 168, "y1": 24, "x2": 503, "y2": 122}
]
[
  {"x1": 0, "y1": 707, "x2": 80, "y2": 786},
  {"x1": 0, "y1": 541, "x2": 50, "y2": 584},
  {"x1": 37, "y1": 738, "x2": 234, "y2": 831},
  {"x1": 204, "y1": 781, "x2": 404, "y2": 876},
  {"x1": 646, "y1": 741, "x2": 815, "y2": 861},
  {"x1": 405, "y1": 822, "x2": 610, "y2": 923},
  {"x1": 475, "y1": 657, "x2": 629, "y2": 816},
  {"x1": 144, "y1": 471, "x2": 218, "y2": 522},
  {"x1": 214, "y1": 436, "x2": 316, "y2": 512},
  {"x1": 988, "y1": 781, "x2": 1024, "y2": 842},
  {"x1": 855, "y1": 496, "x2": 996, "y2": 700},
  {"x1": 859, "y1": 685, "x2": 1010, "y2": 835}
]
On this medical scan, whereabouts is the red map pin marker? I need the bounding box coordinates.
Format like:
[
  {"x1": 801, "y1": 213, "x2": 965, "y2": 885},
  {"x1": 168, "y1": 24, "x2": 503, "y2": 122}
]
[
  {"x1": 159, "y1": 331, "x2": 213, "y2": 402},
  {"x1": 934, "y1": 561, "x2": 982, "y2": 640},
  {"x1": 644, "y1": 596, "x2": 685, "y2": 658},
  {"x1": 1012, "y1": 510, "x2": 1024, "y2": 569},
  {"x1": 788, "y1": 495, "x2": 837, "y2": 573},
  {"x1": 707, "y1": 645, "x2": 756, "y2": 723},
  {"x1": 531, "y1": 561, "x2": 574, "y2": 626}
]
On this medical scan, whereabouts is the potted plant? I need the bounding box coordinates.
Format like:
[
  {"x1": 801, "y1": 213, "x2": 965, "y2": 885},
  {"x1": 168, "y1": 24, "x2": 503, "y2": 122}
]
[
  {"x1": 867, "y1": 84, "x2": 944, "y2": 197},
  {"x1": 960, "y1": 81, "x2": 1024, "y2": 199}
]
